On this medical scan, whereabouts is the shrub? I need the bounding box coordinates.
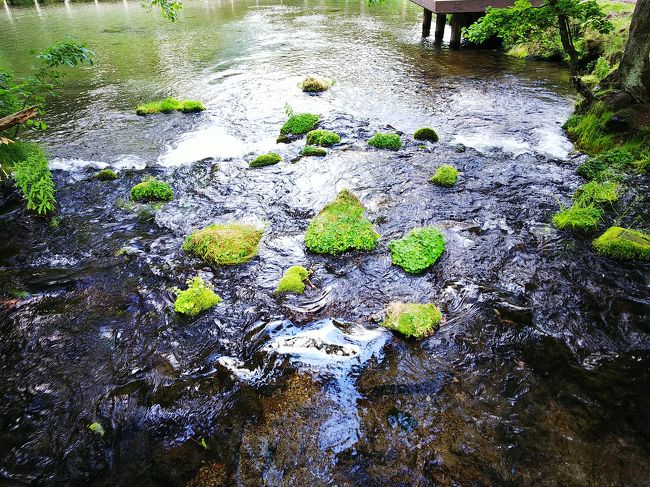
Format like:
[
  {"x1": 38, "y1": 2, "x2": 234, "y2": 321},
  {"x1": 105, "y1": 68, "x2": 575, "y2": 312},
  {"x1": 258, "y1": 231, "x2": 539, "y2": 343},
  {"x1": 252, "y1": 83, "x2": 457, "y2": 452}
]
[
  {"x1": 280, "y1": 113, "x2": 320, "y2": 135},
  {"x1": 305, "y1": 190, "x2": 379, "y2": 255},
  {"x1": 389, "y1": 227, "x2": 445, "y2": 273},
  {"x1": 574, "y1": 180, "x2": 619, "y2": 206},
  {"x1": 383, "y1": 302, "x2": 443, "y2": 339},
  {"x1": 7, "y1": 142, "x2": 56, "y2": 215},
  {"x1": 173, "y1": 276, "x2": 222, "y2": 316},
  {"x1": 302, "y1": 145, "x2": 327, "y2": 157},
  {"x1": 274, "y1": 266, "x2": 310, "y2": 295},
  {"x1": 250, "y1": 153, "x2": 282, "y2": 168},
  {"x1": 183, "y1": 223, "x2": 264, "y2": 265},
  {"x1": 368, "y1": 132, "x2": 402, "y2": 150},
  {"x1": 592, "y1": 226, "x2": 650, "y2": 260},
  {"x1": 135, "y1": 98, "x2": 205, "y2": 115},
  {"x1": 430, "y1": 165, "x2": 459, "y2": 187},
  {"x1": 552, "y1": 204, "x2": 602, "y2": 232},
  {"x1": 306, "y1": 130, "x2": 340, "y2": 147},
  {"x1": 130, "y1": 177, "x2": 174, "y2": 202},
  {"x1": 413, "y1": 127, "x2": 439, "y2": 142},
  {"x1": 95, "y1": 168, "x2": 118, "y2": 181},
  {"x1": 591, "y1": 56, "x2": 610, "y2": 80},
  {"x1": 299, "y1": 76, "x2": 334, "y2": 92}
]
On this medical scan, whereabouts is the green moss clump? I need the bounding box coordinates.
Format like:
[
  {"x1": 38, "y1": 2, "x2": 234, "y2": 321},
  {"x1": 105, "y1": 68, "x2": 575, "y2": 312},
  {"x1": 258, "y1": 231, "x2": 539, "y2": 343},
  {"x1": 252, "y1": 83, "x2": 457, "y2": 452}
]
[
  {"x1": 430, "y1": 165, "x2": 459, "y2": 187},
  {"x1": 413, "y1": 127, "x2": 439, "y2": 143},
  {"x1": 638, "y1": 156, "x2": 650, "y2": 174},
  {"x1": 563, "y1": 102, "x2": 615, "y2": 155},
  {"x1": 383, "y1": 302, "x2": 443, "y2": 339},
  {"x1": 250, "y1": 153, "x2": 282, "y2": 168},
  {"x1": 274, "y1": 266, "x2": 310, "y2": 295},
  {"x1": 592, "y1": 226, "x2": 650, "y2": 260},
  {"x1": 174, "y1": 276, "x2": 222, "y2": 316},
  {"x1": 304, "y1": 190, "x2": 379, "y2": 255},
  {"x1": 577, "y1": 157, "x2": 608, "y2": 180},
  {"x1": 95, "y1": 169, "x2": 118, "y2": 181},
  {"x1": 552, "y1": 205, "x2": 603, "y2": 232},
  {"x1": 183, "y1": 223, "x2": 263, "y2": 265},
  {"x1": 574, "y1": 180, "x2": 619, "y2": 206},
  {"x1": 368, "y1": 132, "x2": 402, "y2": 150},
  {"x1": 389, "y1": 227, "x2": 445, "y2": 274},
  {"x1": 130, "y1": 178, "x2": 174, "y2": 202},
  {"x1": 135, "y1": 98, "x2": 205, "y2": 115},
  {"x1": 306, "y1": 130, "x2": 340, "y2": 147},
  {"x1": 280, "y1": 113, "x2": 320, "y2": 135},
  {"x1": 299, "y1": 76, "x2": 333, "y2": 93},
  {"x1": 302, "y1": 145, "x2": 327, "y2": 157}
]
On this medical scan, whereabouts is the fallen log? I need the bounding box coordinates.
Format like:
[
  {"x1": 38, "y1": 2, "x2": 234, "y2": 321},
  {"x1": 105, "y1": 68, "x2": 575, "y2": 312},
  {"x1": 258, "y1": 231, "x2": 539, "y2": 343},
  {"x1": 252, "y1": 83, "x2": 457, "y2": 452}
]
[{"x1": 0, "y1": 107, "x2": 38, "y2": 132}]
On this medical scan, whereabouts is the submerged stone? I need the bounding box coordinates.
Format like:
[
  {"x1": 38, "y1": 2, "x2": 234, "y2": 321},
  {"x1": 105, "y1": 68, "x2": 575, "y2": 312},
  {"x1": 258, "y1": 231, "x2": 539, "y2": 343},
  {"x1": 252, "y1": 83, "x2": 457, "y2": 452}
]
[
  {"x1": 430, "y1": 165, "x2": 458, "y2": 187},
  {"x1": 592, "y1": 226, "x2": 650, "y2": 260},
  {"x1": 174, "y1": 276, "x2": 222, "y2": 316},
  {"x1": 135, "y1": 97, "x2": 205, "y2": 115},
  {"x1": 299, "y1": 76, "x2": 334, "y2": 93},
  {"x1": 274, "y1": 266, "x2": 310, "y2": 295},
  {"x1": 95, "y1": 168, "x2": 118, "y2": 181},
  {"x1": 183, "y1": 223, "x2": 264, "y2": 265},
  {"x1": 250, "y1": 153, "x2": 282, "y2": 168},
  {"x1": 368, "y1": 132, "x2": 402, "y2": 150},
  {"x1": 383, "y1": 302, "x2": 443, "y2": 339},
  {"x1": 552, "y1": 205, "x2": 602, "y2": 232},
  {"x1": 389, "y1": 226, "x2": 445, "y2": 273},
  {"x1": 302, "y1": 145, "x2": 327, "y2": 157},
  {"x1": 280, "y1": 113, "x2": 320, "y2": 135},
  {"x1": 413, "y1": 127, "x2": 439, "y2": 143},
  {"x1": 306, "y1": 130, "x2": 340, "y2": 147},
  {"x1": 304, "y1": 190, "x2": 379, "y2": 255},
  {"x1": 130, "y1": 178, "x2": 174, "y2": 202}
]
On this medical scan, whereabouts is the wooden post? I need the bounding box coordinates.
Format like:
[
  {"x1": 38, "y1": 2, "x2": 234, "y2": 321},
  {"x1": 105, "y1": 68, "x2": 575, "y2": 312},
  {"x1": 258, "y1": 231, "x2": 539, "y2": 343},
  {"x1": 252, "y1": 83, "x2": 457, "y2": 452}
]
[
  {"x1": 450, "y1": 14, "x2": 463, "y2": 48},
  {"x1": 434, "y1": 13, "x2": 446, "y2": 44},
  {"x1": 422, "y1": 8, "x2": 432, "y2": 38}
]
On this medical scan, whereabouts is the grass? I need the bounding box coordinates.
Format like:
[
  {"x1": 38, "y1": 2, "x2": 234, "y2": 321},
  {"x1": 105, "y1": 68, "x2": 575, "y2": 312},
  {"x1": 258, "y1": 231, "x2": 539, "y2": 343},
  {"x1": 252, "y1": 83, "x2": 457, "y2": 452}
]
[
  {"x1": 95, "y1": 168, "x2": 118, "y2": 181},
  {"x1": 413, "y1": 127, "x2": 439, "y2": 143},
  {"x1": 173, "y1": 276, "x2": 222, "y2": 316},
  {"x1": 280, "y1": 113, "x2": 320, "y2": 135},
  {"x1": 250, "y1": 153, "x2": 282, "y2": 168},
  {"x1": 130, "y1": 177, "x2": 174, "y2": 202},
  {"x1": 135, "y1": 98, "x2": 205, "y2": 116},
  {"x1": 592, "y1": 226, "x2": 650, "y2": 260},
  {"x1": 388, "y1": 227, "x2": 445, "y2": 274},
  {"x1": 274, "y1": 266, "x2": 310, "y2": 295},
  {"x1": 306, "y1": 130, "x2": 340, "y2": 147},
  {"x1": 383, "y1": 302, "x2": 443, "y2": 339},
  {"x1": 430, "y1": 165, "x2": 459, "y2": 187},
  {"x1": 299, "y1": 76, "x2": 334, "y2": 93},
  {"x1": 563, "y1": 102, "x2": 615, "y2": 155},
  {"x1": 302, "y1": 145, "x2": 327, "y2": 157},
  {"x1": 577, "y1": 157, "x2": 608, "y2": 180},
  {"x1": 552, "y1": 204, "x2": 603, "y2": 232},
  {"x1": 304, "y1": 190, "x2": 380, "y2": 255},
  {"x1": 368, "y1": 133, "x2": 402, "y2": 150},
  {"x1": 183, "y1": 223, "x2": 264, "y2": 265},
  {"x1": 574, "y1": 180, "x2": 619, "y2": 206}
]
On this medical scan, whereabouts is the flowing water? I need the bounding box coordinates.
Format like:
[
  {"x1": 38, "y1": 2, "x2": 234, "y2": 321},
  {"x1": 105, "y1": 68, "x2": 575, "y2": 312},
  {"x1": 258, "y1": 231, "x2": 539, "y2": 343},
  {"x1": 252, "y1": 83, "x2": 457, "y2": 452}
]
[{"x1": 1, "y1": 0, "x2": 649, "y2": 485}]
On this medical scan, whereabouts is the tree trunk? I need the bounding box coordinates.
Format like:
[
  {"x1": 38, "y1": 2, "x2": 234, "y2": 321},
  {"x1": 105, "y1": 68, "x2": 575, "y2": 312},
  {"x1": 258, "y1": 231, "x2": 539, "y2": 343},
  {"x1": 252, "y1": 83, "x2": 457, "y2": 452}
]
[
  {"x1": 0, "y1": 107, "x2": 38, "y2": 132},
  {"x1": 618, "y1": 0, "x2": 650, "y2": 103}
]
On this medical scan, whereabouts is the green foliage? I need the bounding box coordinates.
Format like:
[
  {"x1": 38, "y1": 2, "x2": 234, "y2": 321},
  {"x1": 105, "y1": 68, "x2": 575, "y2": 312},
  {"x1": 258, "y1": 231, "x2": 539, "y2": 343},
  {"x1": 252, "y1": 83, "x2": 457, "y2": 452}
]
[
  {"x1": 173, "y1": 276, "x2": 222, "y2": 316},
  {"x1": 280, "y1": 113, "x2": 320, "y2": 135},
  {"x1": 183, "y1": 223, "x2": 264, "y2": 265},
  {"x1": 305, "y1": 190, "x2": 379, "y2": 255},
  {"x1": 306, "y1": 130, "x2": 340, "y2": 147},
  {"x1": 302, "y1": 145, "x2": 327, "y2": 157},
  {"x1": 430, "y1": 165, "x2": 459, "y2": 187},
  {"x1": 591, "y1": 56, "x2": 610, "y2": 80},
  {"x1": 88, "y1": 422, "x2": 105, "y2": 437},
  {"x1": 249, "y1": 153, "x2": 282, "y2": 168},
  {"x1": 388, "y1": 227, "x2": 445, "y2": 274},
  {"x1": 594, "y1": 147, "x2": 636, "y2": 170},
  {"x1": 8, "y1": 143, "x2": 56, "y2": 214},
  {"x1": 552, "y1": 204, "x2": 602, "y2": 232},
  {"x1": 413, "y1": 127, "x2": 439, "y2": 143},
  {"x1": 95, "y1": 168, "x2": 118, "y2": 181},
  {"x1": 383, "y1": 302, "x2": 443, "y2": 339},
  {"x1": 147, "y1": 0, "x2": 184, "y2": 21},
  {"x1": 299, "y1": 76, "x2": 334, "y2": 93},
  {"x1": 577, "y1": 157, "x2": 608, "y2": 180},
  {"x1": 638, "y1": 156, "x2": 650, "y2": 175},
  {"x1": 274, "y1": 266, "x2": 310, "y2": 295},
  {"x1": 564, "y1": 102, "x2": 615, "y2": 154},
  {"x1": 130, "y1": 177, "x2": 174, "y2": 202},
  {"x1": 368, "y1": 132, "x2": 402, "y2": 150},
  {"x1": 135, "y1": 98, "x2": 205, "y2": 115},
  {"x1": 592, "y1": 226, "x2": 650, "y2": 260},
  {"x1": 574, "y1": 180, "x2": 619, "y2": 205}
]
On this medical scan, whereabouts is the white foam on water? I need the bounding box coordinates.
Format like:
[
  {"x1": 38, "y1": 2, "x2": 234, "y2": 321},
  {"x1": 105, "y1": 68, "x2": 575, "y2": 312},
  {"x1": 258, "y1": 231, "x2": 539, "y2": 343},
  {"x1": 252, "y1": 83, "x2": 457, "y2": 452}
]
[
  {"x1": 158, "y1": 125, "x2": 248, "y2": 166},
  {"x1": 452, "y1": 132, "x2": 531, "y2": 156}
]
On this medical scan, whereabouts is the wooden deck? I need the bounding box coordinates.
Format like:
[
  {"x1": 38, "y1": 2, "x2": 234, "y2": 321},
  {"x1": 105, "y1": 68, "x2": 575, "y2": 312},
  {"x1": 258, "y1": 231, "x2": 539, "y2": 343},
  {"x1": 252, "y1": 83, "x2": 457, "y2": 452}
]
[{"x1": 410, "y1": 0, "x2": 518, "y2": 13}]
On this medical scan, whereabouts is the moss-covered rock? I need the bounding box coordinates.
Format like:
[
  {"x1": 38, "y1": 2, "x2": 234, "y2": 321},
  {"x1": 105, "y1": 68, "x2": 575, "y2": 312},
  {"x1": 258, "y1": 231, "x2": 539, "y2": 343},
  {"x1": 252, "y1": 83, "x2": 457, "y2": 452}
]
[
  {"x1": 368, "y1": 132, "x2": 402, "y2": 150},
  {"x1": 280, "y1": 113, "x2": 320, "y2": 135},
  {"x1": 130, "y1": 178, "x2": 174, "y2": 202},
  {"x1": 274, "y1": 266, "x2": 310, "y2": 295},
  {"x1": 95, "y1": 168, "x2": 118, "y2": 181},
  {"x1": 574, "y1": 180, "x2": 619, "y2": 206},
  {"x1": 183, "y1": 223, "x2": 264, "y2": 265},
  {"x1": 413, "y1": 127, "x2": 439, "y2": 143},
  {"x1": 250, "y1": 153, "x2": 282, "y2": 168},
  {"x1": 577, "y1": 157, "x2": 608, "y2": 180},
  {"x1": 136, "y1": 98, "x2": 205, "y2": 115},
  {"x1": 389, "y1": 227, "x2": 445, "y2": 274},
  {"x1": 552, "y1": 205, "x2": 602, "y2": 232},
  {"x1": 299, "y1": 76, "x2": 334, "y2": 93},
  {"x1": 383, "y1": 302, "x2": 443, "y2": 339},
  {"x1": 592, "y1": 226, "x2": 650, "y2": 260},
  {"x1": 174, "y1": 276, "x2": 222, "y2": 316},
  {"x1": 304, "y1": 190, "x2": 379, "y2": 255},
  {"x1": 302, "y1": 145, "x2": 327, "y2": 157},
  {"x1": 430, "y1": 165, "x2": 459, "y2": 187},
  {"x1": 306, "y1": 130, "x2": 340, "y2": 147}
]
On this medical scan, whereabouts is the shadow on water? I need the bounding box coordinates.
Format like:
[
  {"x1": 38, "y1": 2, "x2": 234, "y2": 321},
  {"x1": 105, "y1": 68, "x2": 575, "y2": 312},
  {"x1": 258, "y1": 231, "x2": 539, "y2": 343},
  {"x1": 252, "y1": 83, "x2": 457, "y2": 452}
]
[{"x1": 0, "y1": 0, "x2": 649, "y2": 485}]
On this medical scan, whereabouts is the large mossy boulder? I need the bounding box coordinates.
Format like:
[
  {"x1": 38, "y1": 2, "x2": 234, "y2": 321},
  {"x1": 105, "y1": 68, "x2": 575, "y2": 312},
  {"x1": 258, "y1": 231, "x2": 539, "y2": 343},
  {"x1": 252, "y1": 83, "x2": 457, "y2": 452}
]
[
  {"x1": 552, "y1": 205, "x2": 602, "y2": 232},
  {"x1": 306, "y1": 130, "x2": 340, "y2": 147},
  {"x1": 304, "y1": 190, "x2": 379, "y2": 255},
  {"x1": 368, "y1": 132, "x2": 402, "y2": 150},
  {"x1": 592, "y1": 226, "x2": 650, "y2": 260},
  {"x1": 174, "y1": 276, "x2": 222, "y2": 316},
  {"x1": 574, "y1": 180, "x2": 619, "y2": 206},
  {"x1": 274, "y1": 266, "x2": 310, "y2": 295},
  {"x1": 130, "y1": 178, "x2": 174, "y2": 202},
  {"x1": 250, "y1": 153, "x2": 282, "y2": 168},
  {"x1": 413, "y1": 127, "x2": 439, "y2": 143},
  {"x1": 430, "y1": 165, "x2": 458, "y2": 187},
  {"x1": 95, "y1": 168, "x2": 118, "y2": 181},
  {"x1": 302, "y1": 145, "x2": 327, "y2": 157},
  {"x1": 183, "y1": 223, "x2": 264, "y2": 265},
  {"x1": 383, "y1": 302, "x2": 443, "y2": 339},
  {"x1": 280, "y1": 113, "x2": 320, "y2": 135},
  {"x1": 389, "y1": 227, "x2": 445, "y2": 274}
]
